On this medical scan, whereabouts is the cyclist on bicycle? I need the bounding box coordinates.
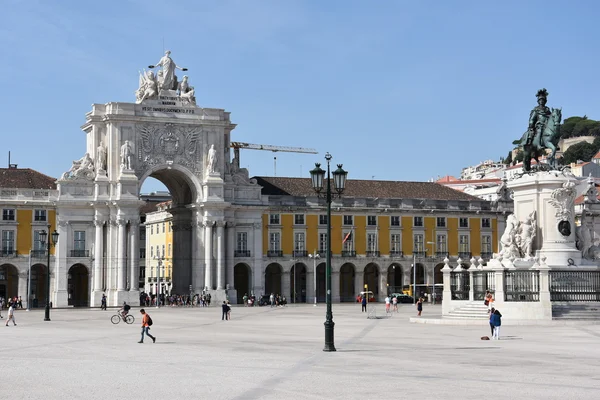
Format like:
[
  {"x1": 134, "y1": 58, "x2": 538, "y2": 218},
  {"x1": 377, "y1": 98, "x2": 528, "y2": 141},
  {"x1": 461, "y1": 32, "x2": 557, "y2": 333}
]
[{"x1": 120, "y1": 302, "x2": 131, "y2": 320}]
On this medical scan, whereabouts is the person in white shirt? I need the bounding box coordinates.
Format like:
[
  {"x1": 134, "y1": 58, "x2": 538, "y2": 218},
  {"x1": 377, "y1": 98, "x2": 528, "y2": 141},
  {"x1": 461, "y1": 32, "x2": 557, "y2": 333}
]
[
  {"x1": 5, "y1": 304, "x2": 16, "y2": 326},
  {"x1": 384, "y1": 296, "x2": 391, "y2": 313},
  {"x1": 392, "y1": 296, "x2": 398, "y2": 312}
]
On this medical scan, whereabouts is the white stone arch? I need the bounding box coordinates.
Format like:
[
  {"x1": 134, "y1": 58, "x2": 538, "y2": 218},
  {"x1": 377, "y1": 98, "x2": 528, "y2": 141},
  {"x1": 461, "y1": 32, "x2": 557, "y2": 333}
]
[{"x1": 138, "y1": 163, "x2": 203, "y2": 205}]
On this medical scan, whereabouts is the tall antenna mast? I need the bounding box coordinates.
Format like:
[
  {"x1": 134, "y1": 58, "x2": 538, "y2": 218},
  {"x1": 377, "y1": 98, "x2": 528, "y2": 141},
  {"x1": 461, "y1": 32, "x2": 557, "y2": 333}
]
[{"x1": 274, "y1": 157, "x2": 277, "y2": 177}]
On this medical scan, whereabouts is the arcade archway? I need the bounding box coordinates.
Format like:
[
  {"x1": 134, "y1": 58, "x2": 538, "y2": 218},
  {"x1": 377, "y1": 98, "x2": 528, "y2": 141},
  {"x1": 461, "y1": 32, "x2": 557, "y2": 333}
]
[
  {"x1": 234, "y1": 263, "x2": 251, "y2": 304},
  {"x1": 339, "y1": 263, "x2": 355, "y2": 302},
  {"x1": 68, "y1": 264, "x2": 89, "y2": 307},
  {"x1": 265, "y1": 263, "x2": 282, "y2": 296},
  {"x1": 0, "y1": 264, "x2": 18, "y2": 301},
  {"x1": 30, "y1": 263, "x2": 48, "y2": 307},
  {"x1": 316, "y1": 262, "x2": 326, "y2": 302},
  {"x1": 364, "y1": 263, "x2": 380, "y2": 297},
  {"x1": 387, "y1": 263, "x2": 403, "y2": 293},
  {"x1": 290, "y1": 263, "x2": 307, "y2": 303}
]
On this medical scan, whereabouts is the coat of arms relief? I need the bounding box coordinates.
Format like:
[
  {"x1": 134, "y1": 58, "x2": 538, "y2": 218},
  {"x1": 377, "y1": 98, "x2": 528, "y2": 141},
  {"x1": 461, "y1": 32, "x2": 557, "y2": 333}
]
[{"x1": 136, "y1": 123, "x2": 202, "y2": 176}]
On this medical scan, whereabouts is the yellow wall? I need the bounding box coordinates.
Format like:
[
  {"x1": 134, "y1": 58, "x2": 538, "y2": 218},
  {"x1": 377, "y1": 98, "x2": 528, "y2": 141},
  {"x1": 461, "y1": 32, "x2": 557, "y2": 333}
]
[
  {"x1": 166, "y1": 222, "x2": 173, "y2": 279},
  {"x1": 378, "y1": 215, "x2": 389, "y2": 255},
  {"x1": 281, "y1": 214, "x2": 293, "y2": 254},
  {"x1": 402, "y1": 216, "x2": 412, "y2": 253},
  {"x1": 354, "y1": 215, "x2": 366, "y2": 255},
  {"x1": 48, "y1": 210, "x2": 56, "y2": 255},
  {"x1": 470, "y1": 217, "x2": 481, "y2": 255},
  {"x1": 306, "y1": 214, "x2": 318, "y2": 253},
  {"x1": 331, "y1": 215, "x2": 342, "y2": 254},
  {"x1": 424, "y1": 217, "x2": 435, "y2": 253},
  {"x1": 447, "y1": 217, "x2": 458, "y2": 254},
  {"x1": 16, "y1": 209, "x2": 32, "y2": 255}
]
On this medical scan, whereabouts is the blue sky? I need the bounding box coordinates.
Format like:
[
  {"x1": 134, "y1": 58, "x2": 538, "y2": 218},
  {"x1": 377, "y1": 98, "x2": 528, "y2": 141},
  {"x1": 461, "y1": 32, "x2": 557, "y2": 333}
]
[{"x1": 2, "y1": 0, "x2": 600, "y2": 193}]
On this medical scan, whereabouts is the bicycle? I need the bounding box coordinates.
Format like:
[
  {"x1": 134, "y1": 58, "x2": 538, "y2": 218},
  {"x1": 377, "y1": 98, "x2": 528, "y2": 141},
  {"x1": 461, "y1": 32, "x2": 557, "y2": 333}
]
[{"x1": 111, "y1": 313, "x2": 135, "y2": 324}]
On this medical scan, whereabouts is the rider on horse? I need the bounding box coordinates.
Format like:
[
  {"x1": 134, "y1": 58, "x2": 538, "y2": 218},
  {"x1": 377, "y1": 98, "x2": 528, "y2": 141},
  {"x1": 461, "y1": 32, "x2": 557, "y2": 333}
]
[{"x1": 525, "y1": 88, "x2": 551, "y2": 148}]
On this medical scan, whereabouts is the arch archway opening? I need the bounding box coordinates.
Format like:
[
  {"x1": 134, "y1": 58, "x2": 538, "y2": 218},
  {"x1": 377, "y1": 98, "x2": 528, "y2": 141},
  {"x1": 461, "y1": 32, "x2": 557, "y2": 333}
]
[
  {"x1": 140, "y1": 166, "x2": 200, "y2": 295},
  {"x1": 0, "y1": 264, "x2": 18, "y2": 302},
  {"x1": 364, "y1": 263, "x2": 380, "y2": 298},
  {"x1": 316, "y1": 263, "x2": 326, "y2": 302},
  {"x1": 234, "y1": 263, "x2": 251, "y2": 304},
  {"x1": 410, "y1": 263, "x2": 426, "y2": 298},
  {"x1": 387, "y1": 264, "x2": 403, "y2": 294},
  {"x1": 265, "y1": 263, "x2": 283, "y2": 297},
  {"x1": 30, "y1": 264, "x2": 48, "y2": 308},
  {"x1": 339, "y1": 263, "x2": 355, "y2": 302},
  {"x1": 290, "y1": 263, "x2": 307, "y2": 303},
  {"x1": 68, "y1": 264, "x2": 89, "y2": 307}
]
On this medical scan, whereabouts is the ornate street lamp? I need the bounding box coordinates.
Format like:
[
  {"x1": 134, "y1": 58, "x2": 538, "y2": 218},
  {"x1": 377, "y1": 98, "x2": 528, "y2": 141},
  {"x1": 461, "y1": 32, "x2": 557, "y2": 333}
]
[
  {"x1": 39, "y1": 226, "x2": 59, "y2": 321},
  {"x1": 309, "y1": 152, "x2": 347, "y2": 352}
]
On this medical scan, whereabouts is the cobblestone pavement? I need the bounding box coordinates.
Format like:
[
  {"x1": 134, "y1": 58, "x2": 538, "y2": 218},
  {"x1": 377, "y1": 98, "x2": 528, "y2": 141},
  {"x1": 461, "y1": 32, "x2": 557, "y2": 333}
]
[{"x1": 3, "y1": 303, "x2": 600, "y2": 399}]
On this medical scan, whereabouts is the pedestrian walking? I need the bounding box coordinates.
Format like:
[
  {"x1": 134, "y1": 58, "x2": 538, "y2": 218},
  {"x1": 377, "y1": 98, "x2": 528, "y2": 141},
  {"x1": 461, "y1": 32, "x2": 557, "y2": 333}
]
[
  {"x1": 18, "y1": 296, "x2": 23, "y2": 309},
  {"x1": 138, "y1": 309, "x2": 156, "y2": 344},
  {"x1": 5, "y1": 303, "x2": 16, "y2": 326},
  {"x1": 416, "y1": 297, "x2": 423, "y2": 316},
  {"x1": 384, "y1": 295, "x2": 391, "y2": 314},
  {"x1": 361, "y1": 295, "x2": 367, "y2": 312},
  {"x1": 101, "y1": 293, "x2": 107, "y2": 310},
  {"x1": 243, "y1": 293, "x2": 248, "y2": 307},
  {"x1": 392, "y1": 295, "x2": 398, "y2": 312},
  {"x1": 491, "y1": 308, "x2": 502, "y2": 340},
  {"x1": 488, "y1": 307, "x2": 496, "y2": 337},
  {"x1": 484, "y1": 290, "x2": 494, "y2": 310}
]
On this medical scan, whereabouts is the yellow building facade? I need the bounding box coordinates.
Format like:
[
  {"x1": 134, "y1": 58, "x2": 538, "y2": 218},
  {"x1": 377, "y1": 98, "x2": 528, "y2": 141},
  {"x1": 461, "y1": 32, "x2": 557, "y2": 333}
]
[{"x1": 144, "y1": 202, "x2": 173, "y2": 296}]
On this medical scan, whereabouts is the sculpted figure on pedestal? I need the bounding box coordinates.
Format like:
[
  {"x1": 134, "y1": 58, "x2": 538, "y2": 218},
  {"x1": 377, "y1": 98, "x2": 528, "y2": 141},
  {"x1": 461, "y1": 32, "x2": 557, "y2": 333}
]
[
  {"x1": 178, "y1": 75, "x2": 196, "y2": 104},
  {"x1": 516, "y1": 211, "x2": 537, "y2": 259},
  {"x1": 499, "y1": 214, "x2": 520, "y2": 259},
  {"x1": 207, "y1": 144, "x2": 217, "y2": 174},
  {"x1": 148, "y1": 50, "x2": 188, "y2": 91},
  {"x1": 96, "y1": 140, "x2": 107, "y2": 172},
  {"x1": 513, "y1": 89, "x2": 562, "y2": 171},
  {"x1": 61, "y1": 153, "x2": 95, "y2": 180},
  {"x1": 576, "y1": 211, "x2": 594, "y2": 259},
  {"x1": 135, "y1": 70, "x2": 158, "y2": 103},
  {"x1": 120, "y1": 140, "x2": 133, "y2": 170}
]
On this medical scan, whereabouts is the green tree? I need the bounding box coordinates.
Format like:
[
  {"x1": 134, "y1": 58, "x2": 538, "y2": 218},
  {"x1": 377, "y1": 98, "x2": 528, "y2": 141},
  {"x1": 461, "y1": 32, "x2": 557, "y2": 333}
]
[
  {"x1": 504, "y1": 151, "x2": 513, "y2": 165},
  {"x1": 514, "y1": 150, "x2": 524, "y2": 163},
  {"x1": 560, "y1": 141, "x2": 598, "y2": 165}
]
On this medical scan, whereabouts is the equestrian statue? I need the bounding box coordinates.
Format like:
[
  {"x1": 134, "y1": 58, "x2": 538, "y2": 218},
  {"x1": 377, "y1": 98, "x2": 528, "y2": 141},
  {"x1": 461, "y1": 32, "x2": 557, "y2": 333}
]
[{"x1": 513, "y1": 88, "x2": 562, "y2": 171}]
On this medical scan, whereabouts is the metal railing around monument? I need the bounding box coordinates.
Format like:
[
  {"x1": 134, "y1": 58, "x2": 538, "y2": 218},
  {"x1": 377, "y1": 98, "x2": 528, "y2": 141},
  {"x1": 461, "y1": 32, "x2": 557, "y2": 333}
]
[
  {"x1": 504, "y1": 270, "x2": 540, "y2": 302},
  {"x1": 450, "y1": 271, "x2": 470, "y2": 300},
  {"x1": 549, "y1": 270, "x2": 600, "y2": 302},
  {"x1": 472, "y1": 271, "x2": 496, "y2": 300}
]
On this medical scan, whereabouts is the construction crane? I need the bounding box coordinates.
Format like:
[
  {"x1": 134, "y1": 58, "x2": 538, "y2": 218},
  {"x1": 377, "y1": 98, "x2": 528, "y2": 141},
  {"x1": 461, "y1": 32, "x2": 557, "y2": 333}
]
[{"x1": 230, "y1": 142, "x2": 318, "y2": 175}]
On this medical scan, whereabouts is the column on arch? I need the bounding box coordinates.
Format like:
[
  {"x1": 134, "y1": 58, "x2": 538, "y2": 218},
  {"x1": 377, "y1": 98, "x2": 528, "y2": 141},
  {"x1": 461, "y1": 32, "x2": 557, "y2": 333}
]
[
  {"x1": 226, "y1": 221, "x2": 235, "y2": 290},
  {"x1": 191, "y1": 214, "x2": 205, "y2": 293},
  {"x1": 129, "y1": 220, "x2": 139, "y2": 292},
  {"x1": 116, "y1": 218, "x2": 127, "y2": 291},
  {"x1": 204, "y1": 221, "x2": 213, "y2": 290},
  {"x1": 252, "y1": 221, "x2": 263, "y2": 296},
  {"x1": 216, "y1": 221, "x2": 225, "y2": 290},
  {"x1": 93, "y1": 219, "x2": 105, "y2": 292}
]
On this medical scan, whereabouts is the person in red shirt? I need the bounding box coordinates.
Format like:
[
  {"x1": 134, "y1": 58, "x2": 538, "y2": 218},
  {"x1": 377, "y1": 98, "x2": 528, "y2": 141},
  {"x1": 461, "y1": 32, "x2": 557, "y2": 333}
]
[{"x1": 138, "y1": 309, "x2": 156, "y2": 344}]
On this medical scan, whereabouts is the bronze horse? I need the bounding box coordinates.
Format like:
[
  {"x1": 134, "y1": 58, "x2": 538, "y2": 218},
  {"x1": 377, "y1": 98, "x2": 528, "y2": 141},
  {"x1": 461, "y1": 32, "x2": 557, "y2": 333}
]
[{"x1": 513, "y1": 108, "x2": 562, "y2": 171}]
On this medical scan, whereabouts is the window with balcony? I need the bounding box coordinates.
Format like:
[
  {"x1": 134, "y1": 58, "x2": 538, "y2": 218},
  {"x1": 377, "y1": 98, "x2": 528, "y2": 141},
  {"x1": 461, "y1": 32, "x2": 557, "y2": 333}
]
[
  {"x1": 482, "y1": 218, "x2": 491, "y2": 228},
  {"x1": 140, "y1": 226, "x2": 146, "y2": 241},
  {"x1": 367, "y1": 233, "x2": 378, "y2": 256},
  {"x1": 33, "y1": 230, "x2": 45, "y2": 251},
  {"x1": 413, "y1": 233, "x2": 424, "y2": 254},
  {"x1": 2, "y1": 209, "x2": 15, "y2": 221},
  {"x1": 34, "y1": 209, "x2": 47, "y2": 222},
  {"x1": 390, "y1": 216, "x2": 400, "y2": 227},
  {"x1": 269, "y1": 214, "x2": 280, "y2": 225},
  {"x1": 459, "y1": 235, "x2": 470, "y2": 258},
  {"x1": 367, "y1": 216, "x2": 377, "y2": 226},
  {"x1": 481, "y1": 235, "x2": 492, "y2": 258},
  {"x1": 162, "y1": 223, "x2": 165, "y2": 233},
  {"x1": 436, "y1": 234, "x2": 448, "y2": 257},
  {"x1": 150, "y1": 246, "x2": 154, "y2": 258},
  {"x1": 72, "y1": 231, "x2": 87, "y2": 257},
  {"x1": 319, "y1": 215, "x2": 328, "y2": 225},
  {"x1": 413, "y1": 216, "x2": 423, "y2": 227},
  {"x1": 294, "y1": 214, "x2": 305, "y2": 225},
  {"x1": 294, "y1": 232, "x2": 306, "y2": 257},
  {"x1": 319, "y1": 233, "x2": 327, "y2": 253},
  {"x1": 343, "y1": 215, "x2": 353, "y2": 226},
  {"x1": 169, "y1": 222, "x2": 172, "y2": 232},
  {"x1": 342, "y1": 231, "x2": 354, "y2": 256},
  {"x1": 150, "y1": 225, "x2": 154, "y2": 235},
  {"x1": 140, "y1": 248, "x2": 146, "y2": 259},
  {"x1": 1, "y1": 230, "x2": 15, "y2": 255},
  {"x1": 390, "y1": 234, "x2": 402, "y2": 255},
  {"x1": 459, "y1": 217, "x2": 469, "y2": 228},
  {"x1": 436, "y1": 217, "x2": 446, "y2": 228},
  {"x1": 268, "y1": 232, "x2": 281, "y2": 257},
  {"x1": 162, "y1": 245, "x2": 165, "y2": 258},
  {"x1": 237, "y1": 232, "x2": 248, "y2": 251}
]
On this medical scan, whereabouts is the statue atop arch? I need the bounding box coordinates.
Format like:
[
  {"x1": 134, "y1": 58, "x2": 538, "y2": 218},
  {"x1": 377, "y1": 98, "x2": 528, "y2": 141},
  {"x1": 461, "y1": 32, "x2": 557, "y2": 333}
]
[{"x1": 149, "y1": 50, "x2": 188, "y2": 91}]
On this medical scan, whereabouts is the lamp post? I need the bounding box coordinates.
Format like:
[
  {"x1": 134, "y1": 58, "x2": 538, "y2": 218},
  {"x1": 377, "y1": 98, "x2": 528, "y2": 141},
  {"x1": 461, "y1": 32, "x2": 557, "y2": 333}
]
[
  {"x1": 290, "y1": 259, "x2": 298, "y2": 304},
  {"x1": 310, "y1": 153, "x2": 348, "y2": 352},
  {"x1": 38, "y1": 226, "x2": 59, "y2": 322},
  {"x1": 308, "y1": 251, "x2": 320, "y2": 306},
  {"x1": 155, "y1": 256, "x2": 164, "y2": 308}
]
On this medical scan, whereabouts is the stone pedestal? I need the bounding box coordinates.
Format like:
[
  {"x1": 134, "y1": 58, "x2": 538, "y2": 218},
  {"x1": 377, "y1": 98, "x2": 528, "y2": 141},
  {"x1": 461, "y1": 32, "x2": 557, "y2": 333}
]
[
  {"x1": 118, "y1": 170, "x2": 138, "y2": 200},
  {"x1": 508, "y1": 172, "x2": 581, "y2": 268},
  {"x1": 204, "y1": 173, "x2": 224, "y2": 202}
]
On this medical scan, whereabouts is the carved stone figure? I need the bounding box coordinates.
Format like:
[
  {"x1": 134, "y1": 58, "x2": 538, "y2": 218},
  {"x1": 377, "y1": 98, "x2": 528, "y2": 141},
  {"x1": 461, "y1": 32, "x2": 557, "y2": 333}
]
[
  {"x1": 513, "y1": 89, "x2": 562, "y2": 171},
  {"x1": 516, "y1": 211, "x2": 537, "y2": 259},
  {"x1": 178, "y1": 75, "x2": 196, "y2": 104},
  {"x1": 207, "y1": 144, "x2": 217, "y2": 174},
  {"x1": 96, "y1": 140, "x2": 107, "y2": 172},
  {"x1": 576, "y1": 211, "x2": 594, "y2": 259},
  {"x1": 148, "y1": 50, "x2": 187, "y2": 91},
  {"x1": 120, "y1": 140, "x2": 133, "y2": 170},
  {"x1": 61, "y1": 153, "x2": 95, "y2": 180},
  {"x1": 584, "y1": 173, "x2": 598, "y2": 203},
  {"x1": 549, "y1": 180, "x2": 576, "y2": 235},
  {"x1": 135, "y1": 70, "x2": 158, "y2": 103},
  {"x1": 499, "y1": 214, "x2": 520, "y2": 259},
  {"x1": 495, "y1": 174, "x2": 512, "y2": 202}
]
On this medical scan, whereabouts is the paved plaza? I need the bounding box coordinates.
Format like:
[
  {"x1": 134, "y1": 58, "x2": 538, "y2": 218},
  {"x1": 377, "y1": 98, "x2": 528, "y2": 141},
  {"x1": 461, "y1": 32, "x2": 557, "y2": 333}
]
[{"x1": 3, "y1": 303, "x2": 600, "y2": 399}]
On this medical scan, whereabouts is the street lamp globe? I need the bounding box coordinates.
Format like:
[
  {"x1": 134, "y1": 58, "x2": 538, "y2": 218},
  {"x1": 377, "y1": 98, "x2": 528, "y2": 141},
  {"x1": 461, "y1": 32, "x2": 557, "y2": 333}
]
[
  {"x1": 39, "y1": 230, "x2": 48, "y2": 245},
  {"x1": 309, "y1": 163, "x2": 325, "y2": 193},
  {"x1": 332, "y1": 164, "x2": 348, "y2": 194},
  {"x1": 51, "y1": 230, "x2": 59, "y2": 244}
]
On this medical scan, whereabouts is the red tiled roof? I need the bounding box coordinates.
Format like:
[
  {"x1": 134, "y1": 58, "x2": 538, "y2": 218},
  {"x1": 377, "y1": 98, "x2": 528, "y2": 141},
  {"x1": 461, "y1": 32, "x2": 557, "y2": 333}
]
[
  {"x1": 436, "y1": 175, "x2": 458, "y2": 183},
  {"x1": 0, "y1": 168, "x2": 56, "y2": 189},
  {"x1": 593, "y1": 151, "x2": 600, "y2": 159},
  {"x1": 254, "y1": 177, "x2": 480, "y2": 201}
]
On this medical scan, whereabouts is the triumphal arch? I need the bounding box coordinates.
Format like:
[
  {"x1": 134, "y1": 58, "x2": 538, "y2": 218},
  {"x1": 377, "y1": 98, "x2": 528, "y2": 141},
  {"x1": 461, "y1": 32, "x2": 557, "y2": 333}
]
[{"x1": 55, "y1": 52, "x2": 265, "y2": 307}]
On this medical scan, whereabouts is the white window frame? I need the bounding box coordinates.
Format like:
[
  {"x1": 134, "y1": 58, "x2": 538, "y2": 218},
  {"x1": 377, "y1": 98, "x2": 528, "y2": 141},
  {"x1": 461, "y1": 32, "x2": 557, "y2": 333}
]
[
  {"x1": 269, "y1": 232, "x2": 281, "y2": 251},
  {"x1": 367, "y1": 216, "x2": 377, "y2": 226},
  {"x1": 436, "y1": 234, "x2": 447, "y2": 253},
  {"x1": 413, "y1": 216, "x2": 423, "y2": 227},
  {"x1": 436, "y1": 217, "x2": 446, "y2": 228},
  {"x1": 294, "y1": 214, "x2": 305, "y2": 225},
  {"x1": 269, "y1": 214, "x2": 280, "y2": 225},
  {"x1": 390, "y1": 216, "x2": 400, "y2": 227},
  {"x1": 319, "y1": 215, "x2": 328, "y2": 225},
  {"x1": 342, "y1": 230, "x2": 354, "y2": 252},
  {"x1": 481, "y1": 218, "x2": 491, "y2": 228},
  {"x1": 319, "y1": 233, "x2": 328, "y2": 253},
  {"x1": 459, "y1": 217, "x2": 469, "y2": 228},
  {"x1": 390, "y1": 233, "x2": 401, "y2": 253},
  {"x1": 294, "y1": 232, "x2": 305, "y2": 251},
  {"x1": 2, "y1": 209, "x2": 15, "y2": 221},
  {"x1": 414, "y1": 233, "x2": 424, "y2": 252},
  {"x1": 459, "y1": 234, "x2": 470, "y2": 253},
  {"x1": 481, "y1": 235, "x2": 492, "y2": 254},
  {"x1": 343, "y1": 215, "x2": 353, "y2": 226},
  {"x1": 367, "y1": 232, "x2": 378, "y2": 252},
  {"x1": 1, "y1": 230, "x2": 15, "y2": 252},
  {"x1": 34, "y1": 209, "x2": 47, "y2": 222},
  {"x1": 236, "y1": 232, "x2": 248, "y2": 252},
  {"x1": 33, "y1": 230, "x2": 45, "y2": 251},
  {"x1": 73, "y1": 231, "x2": 86, "y2": 251}
]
